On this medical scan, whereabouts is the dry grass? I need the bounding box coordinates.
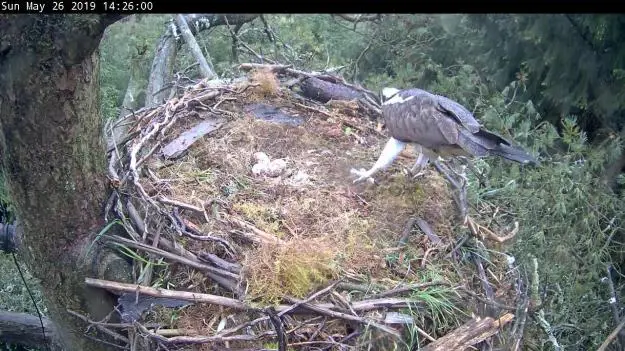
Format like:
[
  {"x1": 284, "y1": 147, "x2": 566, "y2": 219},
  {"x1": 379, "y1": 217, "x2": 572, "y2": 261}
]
[
  {"x1": 249, "y1": 68, "x2": 280, "y2": 98},
  {"x1": 145, "y1": 84, "x2": 460, "y2": 306}
]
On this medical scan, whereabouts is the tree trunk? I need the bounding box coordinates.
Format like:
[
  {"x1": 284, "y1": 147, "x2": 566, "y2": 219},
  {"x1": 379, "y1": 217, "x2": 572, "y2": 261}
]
[
  {"x1": 174, "y1": 14, "x2": 216, "y2": 79},
  {"x1": 0, "y1": 15, "x2": 125, "y2": 350},
  {"x1": 145, "y1": 14, "x2": 259, "y2": 107},
  {"x1": 145, "y1": 25, "x2": 178, "y2": 108}
]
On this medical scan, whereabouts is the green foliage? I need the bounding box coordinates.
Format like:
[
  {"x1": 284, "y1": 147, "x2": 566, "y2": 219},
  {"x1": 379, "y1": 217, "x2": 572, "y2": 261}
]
[
  {"x1": 99, "y1": 15, "x2": 169, "y2": 120},
  {"x1": 464, "y1": 79, "x2": 625, "y2": 348},
  {"x1": 460, "y1": 15, "x2": 625, "y2": 132},
  {"x1": 362, "y1": 39, "x2": 624, "y2": 346}
]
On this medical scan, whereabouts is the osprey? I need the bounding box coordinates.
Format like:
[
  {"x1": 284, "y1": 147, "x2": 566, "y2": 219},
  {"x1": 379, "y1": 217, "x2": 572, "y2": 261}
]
[{"x1": 351, "y1": 87, "x2": 538, "y2": 183}]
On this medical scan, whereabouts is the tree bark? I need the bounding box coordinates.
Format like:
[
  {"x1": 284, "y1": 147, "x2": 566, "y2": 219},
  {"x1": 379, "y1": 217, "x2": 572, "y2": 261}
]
[
  {"x1": 145, "y1": 14, "x2": 259, "y2": 108},
  {"x1": 0, "y1": 14, "x2": 127, "y2": 351},
  {"x1": 420, "y1": 313, "x2": 514, "y2": 351},
  {"x1": 174, "y1": 14, "x2": 216, "y2": 79},
  {"x1": 300, "y1": 76, "x2": 364, "y2": 103},
  {"x1": 0, "y1": 311, "x2": 60, "y2": 350},
  {"x1": 145, "y1": 24, "x2": 178, "y2": 108}
]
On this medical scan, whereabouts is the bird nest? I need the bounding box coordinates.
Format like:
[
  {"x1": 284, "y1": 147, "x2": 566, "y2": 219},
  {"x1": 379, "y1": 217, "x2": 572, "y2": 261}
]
[{"x1": 98, "y1": 68, "x2": 521, "y2": 350}]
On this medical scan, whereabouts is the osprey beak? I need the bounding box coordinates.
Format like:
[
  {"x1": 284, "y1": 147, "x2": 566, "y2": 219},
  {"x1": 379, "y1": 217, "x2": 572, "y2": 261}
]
[{"x1": 381, "y1": 87, "x2": 400, "y2": 100}]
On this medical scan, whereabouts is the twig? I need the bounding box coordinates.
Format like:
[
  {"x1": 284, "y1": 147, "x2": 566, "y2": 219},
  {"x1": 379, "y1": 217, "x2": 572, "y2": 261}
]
[
  {"x1": 416, "y1": 217, "x2": 442, "y2": 245},
  {"x1": 605, "y1": 265, "x2": 624, "y2": 339},
  {"x1": 278, "y1": 280, "x2": 341, "y2": 317},
  {"x1": 125, "y1": 200, "x2": 146, "y2": 235},
  {"x1": 67, "y1": 309, "x2": 130, "y2": 345},
  {"x1": 466, "y1": 216, "x2": 518, "y2": 243},
  {"x1": 85, "y1": 278, "x2": 250, "y2": 310},
  {"x1": 197, "y1": 252, "x2": 241, "y2": 273},
  {"x1": 135, "y1": 322, "x2": 271, "y2": 344},
  {"x1": 265, "y1": 308, "x2": 286, "y2": 351},
  {"x1": 282, "y1": 296, "x2": 402, "y2": 339},
  {"x1": 458, "y1": 287, "x2": 518, "y2": 311},
  {"x1": 157, "y1": 196, "x2": 205, "y2": 213},
  {"x1": 171, "y1": 207, "x2": 236, "y2": 256},
  {"x1": 224, "y1": 215, "x2": 286, "y2": 245},
  {"x1": 294, "y1": 102, "x2": 333, "y2": 119},
  {"x1": 397, "y1": 217, "x2": 416, "y2": 247},
  {"x1": 598, "y1": 318, "x2": 625, "y2": 351},
  {"x1": 336, "y1": 282, "x2": 379, "y2": 295},
  {"x1": 529, "y1": 256, "x2": 561, "y2": 351},
  {"x1": 473, "y1": 254, "x2": 497, "y2": 317},
  {"x1": 511, "y1": 290, "x2": 529, "y2": 351},
  {"x1": 320, "y1": 330, "x2": 361, "y2": 351},
  {"x1": 83, "y1": 334, "x2": 130, "y2": 350},
  {"x1": 370, "y1": 281, "x2": 451, "y2": 299},
  {"x1": 108, "y1": 235, "x2": 239, "y2": 279}
]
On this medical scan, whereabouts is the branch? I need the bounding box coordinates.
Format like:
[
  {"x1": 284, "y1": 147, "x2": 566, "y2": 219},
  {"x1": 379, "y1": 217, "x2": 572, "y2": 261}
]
[
  {"x1": 174, "y1": 15, "x2": 216, "y2": 79},
  {"x1": 420, "y1": 313, "x2": 514, "y2": 351},
  {"x1": 333, "y1": 14, "x2": 382, "y2": 23},
  {"x1": 598, "y1": 318, "x2": 625, "y2": 351},
  {"x1": 85, "y1": 278, "x2": 250, "y2": 310}
]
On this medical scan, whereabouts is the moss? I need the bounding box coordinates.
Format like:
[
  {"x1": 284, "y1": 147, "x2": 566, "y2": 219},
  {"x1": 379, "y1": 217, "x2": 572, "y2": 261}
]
[
  {"x1": 244, "y1": 239, "x2": 337, "y2": 305},
  {"x1": 232, "y1": 202, "x2": 286, "y2": 239}
]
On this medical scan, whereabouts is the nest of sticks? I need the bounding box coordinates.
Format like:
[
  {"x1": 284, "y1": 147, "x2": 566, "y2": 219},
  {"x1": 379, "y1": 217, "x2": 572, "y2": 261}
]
[{"x1": 90, "y1": 66, "x2": 525, "y2": 351}]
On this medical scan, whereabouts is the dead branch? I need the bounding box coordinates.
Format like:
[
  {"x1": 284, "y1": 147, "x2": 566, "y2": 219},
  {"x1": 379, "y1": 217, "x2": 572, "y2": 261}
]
[
  {"x1": 605, "y1": 264, "x2": 625, "y2": 347},
  {"x1": 66, "y1": 309, "x2": 130, "y2": 346},
  {"x1": 108, "y1": 235, "x2": 238, "y2": 280},
  {"x1": 85, "y1": 278, "x2": 249, "y2": 310},
  {"x1": 157, "y1": 196, "x2": 205, "y2": 213},
  {"x1": 282, "y1": 296, "x2": 402, "y2": 339},
  {"x1": 466, "y1": 216, "x2": 518, "y2": 243},
  {"x1": 458, "y1": 287, "x2": 518, "y2": 311},
  {"x1": 277, "y1": 281, "x2": 341, "y2": 317},
  {"x1": 420, "y1": 313, "x2": 514, "y2": 351},
  {"x1": 224, "y1": 215, "x2": 286, "y2": 245},
  {"x1": 598, "y1": 318, "x2": 625, "y2": 351},
  {"x1": 473, "y1": 254, "x2": 497, "y2": 317},
  {"x1": 135, "y1": 321, "x2": 272, "y2": 345},
  {"x1": 416, "y1": 217, "x2": 443, "y2": 245},
  {"x1": 174, "y1": 15, "x2": 216, "y2": 79}
]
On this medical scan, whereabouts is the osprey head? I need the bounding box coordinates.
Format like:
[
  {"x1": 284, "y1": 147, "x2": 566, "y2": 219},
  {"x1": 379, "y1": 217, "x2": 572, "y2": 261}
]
[{"x1": 381, "y1": 87, "x2": 401, "y2": 102}]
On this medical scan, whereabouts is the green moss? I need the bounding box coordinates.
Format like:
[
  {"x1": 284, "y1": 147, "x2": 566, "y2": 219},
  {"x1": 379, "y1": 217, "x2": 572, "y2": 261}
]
[{"x1": 232, "y1": 202, "x2": 286, "y2": 238}]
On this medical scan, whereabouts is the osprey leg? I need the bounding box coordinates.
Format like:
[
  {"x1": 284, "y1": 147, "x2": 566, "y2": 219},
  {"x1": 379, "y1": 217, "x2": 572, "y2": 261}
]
[
  {"x1": 351, "y1": 137, "x2": 406, "y2": 183},
  {"x1": 433, "y1": 160, "x2": 468, "y2": 220},
  {"x1": 409, "y1": 146, "x2": 430, "y2": 177}
]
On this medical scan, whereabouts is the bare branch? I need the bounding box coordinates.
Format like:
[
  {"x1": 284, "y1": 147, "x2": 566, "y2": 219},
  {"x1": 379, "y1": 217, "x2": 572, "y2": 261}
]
[{"x1": 333, "y1": 14, "x2": 382, "y2": 23}]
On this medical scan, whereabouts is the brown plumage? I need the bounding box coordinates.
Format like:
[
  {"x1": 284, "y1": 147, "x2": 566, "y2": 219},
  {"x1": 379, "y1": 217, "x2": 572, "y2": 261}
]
[
  {"x1": 383, "y1": 88, "x2": 536, "y2": 163},
  {"x1": 350, "y1": 87, "x2": 538, "y2": 183}
]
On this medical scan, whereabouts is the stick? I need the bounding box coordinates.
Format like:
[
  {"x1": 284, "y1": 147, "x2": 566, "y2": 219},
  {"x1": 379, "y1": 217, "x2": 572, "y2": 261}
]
[
  {"x1": 109, "y1": 235, "x2": 238, "y2": 279},
  {"x1": 67, "y1": 309, "x2": 130, "y2": 345},
  {"x1": 597, "y1": 318, "x2": 625, "y2": 351},
  {"x1": 282, "y1": 296, "x2": 401, "y2": 339},
  {"x1": 370, "y1": 281, "x2": 451, "y2": 299},
  {"x1": 85, "y1": 278, "x2": 249, "y2": 310}
]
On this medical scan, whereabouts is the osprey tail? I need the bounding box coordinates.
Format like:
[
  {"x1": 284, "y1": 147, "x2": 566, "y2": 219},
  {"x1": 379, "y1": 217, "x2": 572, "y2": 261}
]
[
  {"x1": 489, "y1": 142, "x2": 539, "y2": 165},
  {"x1": 458, "y1": 129, "x2": 539, "y2": 166}
]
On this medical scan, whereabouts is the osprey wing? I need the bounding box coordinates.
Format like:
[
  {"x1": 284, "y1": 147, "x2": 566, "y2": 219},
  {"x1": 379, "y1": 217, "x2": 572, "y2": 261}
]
[
  {"x1": 382, "y1": 89, "x2": 462, "y2": 147},
  {"x1": 434, "y1": 94, "x2": 481, "y2": 133}
]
